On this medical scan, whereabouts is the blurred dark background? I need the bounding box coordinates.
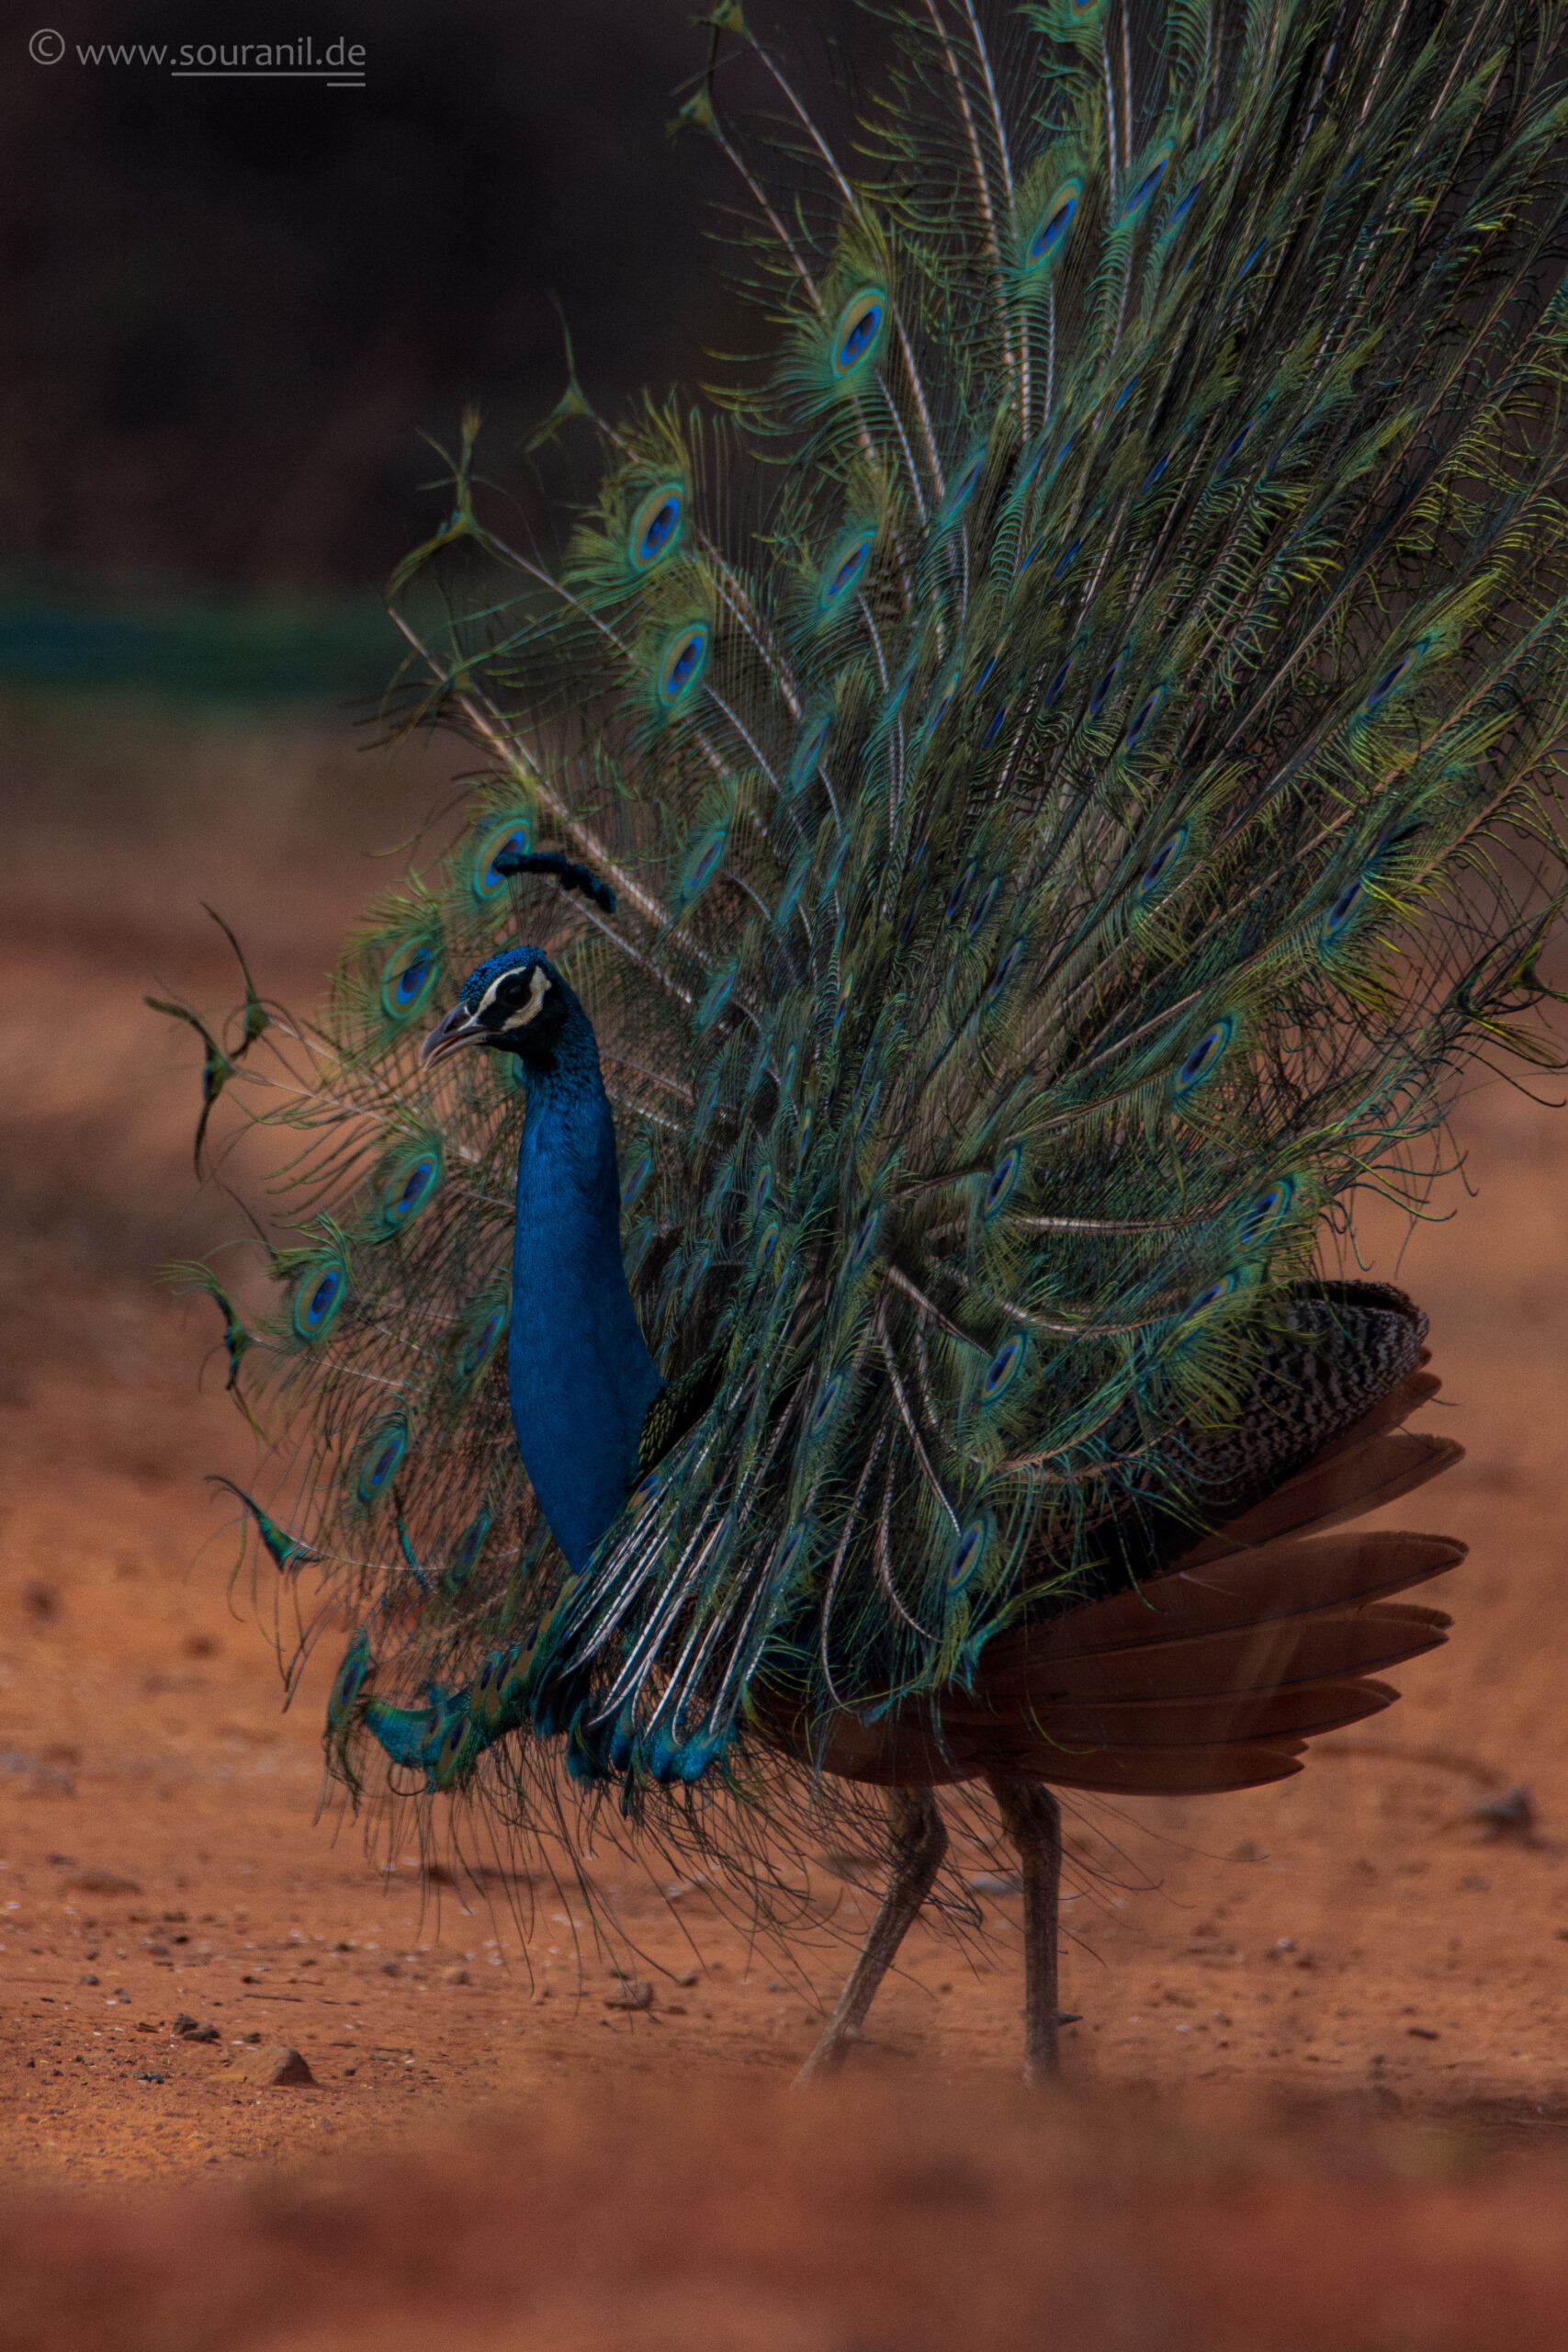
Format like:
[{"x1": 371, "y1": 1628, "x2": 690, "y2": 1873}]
[
  {"x1": 1, "y1": 0, "x2": 867, "y2": 603},
  {"x1": 0, "y1": 0, "x2": 871, "y2": 1282}
]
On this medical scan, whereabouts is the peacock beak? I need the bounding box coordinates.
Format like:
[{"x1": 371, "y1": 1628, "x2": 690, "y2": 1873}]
[{"x1": 421, "y1": 1003, "x2": 487, "y2": 1065}]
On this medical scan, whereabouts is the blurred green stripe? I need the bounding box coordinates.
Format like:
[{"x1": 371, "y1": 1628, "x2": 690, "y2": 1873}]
[{"x1": 0, "y1": 572, "x2": 400, "y2": 704}]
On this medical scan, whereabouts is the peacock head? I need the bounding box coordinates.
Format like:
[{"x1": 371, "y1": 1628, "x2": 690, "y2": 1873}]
[{"x1": 421, "y1": 947, "x2": 577, "y2": 1073}]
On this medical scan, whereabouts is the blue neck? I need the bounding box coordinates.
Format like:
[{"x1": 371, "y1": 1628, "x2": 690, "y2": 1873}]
[{"x1": 507, "y1": 1003, "x2": 664, "y2": 1574}]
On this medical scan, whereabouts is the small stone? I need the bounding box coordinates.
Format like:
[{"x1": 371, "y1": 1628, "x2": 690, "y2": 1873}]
[
  {"x1": 380, "y1": 1960, "x2": 401, "y2": 1977},
  {"x1": 604, "y1": 1979, "x2": 654, "y2": 2011},
  {"x1": 230, "y1": 2041, "x2": 314, "y2": 2087},
  {"x1": 672, "y1": 1968, "x2": 700, "y2": 1988},
  {"x1": 78, "y1": 1973, "x2": 98, "y2": 1986},
  {"x1": 966, "y1": 1871, "x2": 1022, "y2": 1894},
  {"x1": 135, "y1": 2020, "x2": 160, "y2": 2034},
  {"x1": 531, "y1": 1985, "x2": 552, "y2": 2004},
  {"x1": 173, "y1": 2015, "x2": 220, "y2": 2043},
  {"x1": 663, "y1": 2003, "x2": 687, "y2": 2016},
  {"x1": 1406, "y1": 2025, "x2": 1439, "y2": 2041},
  {"x1": 1466, "y1": 1787, "x2": 1536, "y2": 1841},
  {"x1": 441, "y1": 1965, "x2": 469, "y2": 1987},
  {"x1": 765, "y1": 1979, "x2": 788, "y2": 1993},
  {"x1": 65, "y1": 1871, "x2": 140, "y2": 1897}
]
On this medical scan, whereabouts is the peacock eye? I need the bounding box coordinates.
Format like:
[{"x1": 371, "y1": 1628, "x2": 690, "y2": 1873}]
[{"x1": 497, "y1": 974, "x2": 529, "y2": 1006}]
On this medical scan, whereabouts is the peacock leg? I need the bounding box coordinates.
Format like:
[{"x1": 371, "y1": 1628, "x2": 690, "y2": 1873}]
[
  {"x1": 794, "y1": 1783, "x2": 947, "y2": 2085},
  {"x1": 987, "y1": 1770, "x2": 1064, "y2": 2085}
]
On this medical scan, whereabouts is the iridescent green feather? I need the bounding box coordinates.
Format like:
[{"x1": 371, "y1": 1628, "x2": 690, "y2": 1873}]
[{"x1": 173, "y1": 0, "x2": 1568, "y2": 1835}]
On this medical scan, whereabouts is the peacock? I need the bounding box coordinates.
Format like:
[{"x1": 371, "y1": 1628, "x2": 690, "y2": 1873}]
[{"x1": 163, "y1": 0, "x2": 1568, "y2": 2085}]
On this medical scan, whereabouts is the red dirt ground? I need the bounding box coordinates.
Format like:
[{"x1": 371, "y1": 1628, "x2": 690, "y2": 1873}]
[{"x1": 3, "y1": 699, "x2": 1568, "y2": 2347}]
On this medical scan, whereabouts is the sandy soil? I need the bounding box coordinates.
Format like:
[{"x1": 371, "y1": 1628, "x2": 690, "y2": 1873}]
[{"x1": 3, "y1": 701, "x2": 1568, "y2": 2346}]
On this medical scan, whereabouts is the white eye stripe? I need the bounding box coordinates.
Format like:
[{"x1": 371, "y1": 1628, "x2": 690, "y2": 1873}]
[{"x1": 478, "y1": 964, "x2": 551, "y2": 1030}]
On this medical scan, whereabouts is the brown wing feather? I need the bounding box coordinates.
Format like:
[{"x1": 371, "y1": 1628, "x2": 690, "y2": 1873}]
[
  {"x1": 1179, "y1": 1430, "x2": 1461, "y2": 1564},
  {"x1": 963, "y1": 1591, "x2": 1452, "y2": 1703},
  {"x1": 973, "y1": 1532, "x2": 1463, "y2": 1683},
  {"x1": 796, "y1": 1724, "x2": 1315, "y2": 1793},
  {"x1": 959, "y1": 1740, "x2": 1310, "y2": 1796},
  {"x1": 959, "y1": 1671, "x2": 1402, "y2": 1751},
  {"x1": 755, "y1": 1362, "x2": 1462, "y2": 1795}
]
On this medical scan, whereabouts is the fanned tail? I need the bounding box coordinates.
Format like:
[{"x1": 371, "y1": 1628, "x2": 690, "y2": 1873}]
[{"x1": 164, "y1": 0, "x2": 1565, "y2": 1849}]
